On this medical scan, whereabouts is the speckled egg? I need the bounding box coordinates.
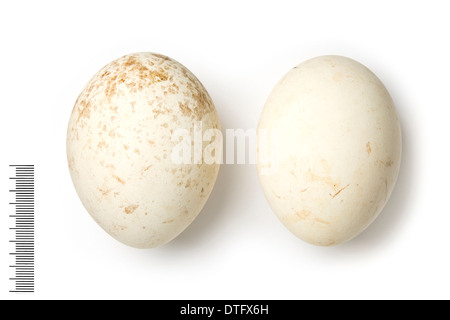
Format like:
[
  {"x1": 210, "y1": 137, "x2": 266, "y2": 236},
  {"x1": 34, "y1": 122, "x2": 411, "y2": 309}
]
[
  {"x1": 67, "y1": 52, "x2": 221, "y2": 248},
  {"x1": 257, "y1": 55, "x2": 401, "y2": 246}
]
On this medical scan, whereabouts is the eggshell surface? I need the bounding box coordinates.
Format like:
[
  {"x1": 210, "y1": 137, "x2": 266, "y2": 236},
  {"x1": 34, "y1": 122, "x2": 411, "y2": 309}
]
[
  {"x1": 257, "y1": 55, "x2": 401, "y2": 246},
  {"x1": 67, "y1": 53, "x2": 220, "y2": 248}
]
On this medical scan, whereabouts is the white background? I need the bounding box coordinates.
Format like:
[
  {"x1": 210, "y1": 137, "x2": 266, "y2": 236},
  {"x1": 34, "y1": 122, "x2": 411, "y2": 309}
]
[{"x1": 0, "y1": 0, "x2": 449, "y2": 300}]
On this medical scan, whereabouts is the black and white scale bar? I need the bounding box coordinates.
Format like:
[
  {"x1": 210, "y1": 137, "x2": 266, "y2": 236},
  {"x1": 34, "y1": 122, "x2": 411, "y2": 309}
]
[{"x1": 9, "y1": 165, "x2": 34, "y2": 293}]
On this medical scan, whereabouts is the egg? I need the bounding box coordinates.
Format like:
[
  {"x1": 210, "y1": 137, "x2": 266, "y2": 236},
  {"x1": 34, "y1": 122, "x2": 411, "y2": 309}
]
[
  {"x1": 67, "y1": 52, "x2": 221, "y2": 248},
  {"x1": 257, "y1": 55, "x2": 401, "y2": 246}
]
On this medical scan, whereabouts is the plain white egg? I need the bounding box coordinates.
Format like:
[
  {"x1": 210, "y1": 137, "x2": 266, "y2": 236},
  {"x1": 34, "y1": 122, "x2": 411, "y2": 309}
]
[{"x1": 257, "y1": 55, "x2": 401, "y2": 246}]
